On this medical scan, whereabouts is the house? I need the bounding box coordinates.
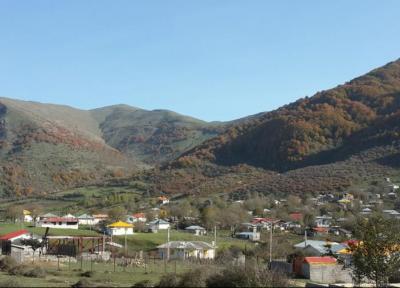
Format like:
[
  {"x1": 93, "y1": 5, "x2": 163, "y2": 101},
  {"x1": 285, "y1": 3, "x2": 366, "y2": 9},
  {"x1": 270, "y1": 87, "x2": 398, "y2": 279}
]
[
  {"x1": 126, "y1": 213, "x2": 147, "y2": 223},
  {"x1": 36, "y1": 217, "x2": 79, "y2": 229},
  {"x1": 251, "y1": 217, "x2": 281, "y2": 230},
  {"x1": 235, "y1": 231, "x2": 260, "y2": 241},
  {"x1": 23, "y1": 210, "x2": 33, "y2": 223},
  {"x1": 147, "y1": 219, "x2": 170, "y2": 232},
  {"x1": 77, "y1": 214, "x2": 96, "y2": 225},
  {"x1": 39, "y1": 212, "x2": 58, "y2": 220},
  {"x1": 0, "y1": 230, "x2": 36, "y2": 260},
  {"x1": 299, "y1": 257, "x2": 337, "y2": 282},
  {"x1": 312, "y1": 227, "x2": 329, "y2": 236},
  {"x1": 294, "y1": 240, "x2": 340, "y2": 256},
  {"x1": 382, "y1": 209, "x2": 400, "y2": 219},
  {"x1": 360, "y1": 207, "x2": 372, "y2": 215},
  {"x1": 283, "y1": 221, "x2": 301, "y2": 230},
  {"x1": 289, "y1": 212, "x2": 303, "y2": 222},
  {"x1": 106, "y1": 221, "x2": 134, "y2": 236},
  {"x1": 158, "y1": 196, "x2": 170, "y2": 205},
  {"x1": 0, "y1": 229, "x2": 31, "y2": 243},
  {"x1": 185, "y1": 225, "x2": 206, "y2": 236},
  {"x1": 314, "y1": 215, "x2": 332, "y2": 227},
  {"x1": 157, "y1": 241, "x2": 216, "y2": 260},
  {"x1": 92, "y1": 214, "x2": 108, "y2": 224},
  {"x1": 63, "y1": 213, "x2": 76, "y2": 218},
  {"x1": 329, "y1": 227, "x2": 352, "y2": 238}
]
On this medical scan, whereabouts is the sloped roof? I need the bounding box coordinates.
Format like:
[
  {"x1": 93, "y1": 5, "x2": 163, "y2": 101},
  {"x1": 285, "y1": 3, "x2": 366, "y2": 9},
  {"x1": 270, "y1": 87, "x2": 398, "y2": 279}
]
[
  {"x1": 148, "y1": 219, "x2": 170, "y2": 225},
  {"x1": 304, "y1": 256, "x2": 337, "y2": 265},
  {"x1": 41, "y1": 213, "x2": 58, "y2": 218},
  {"x1": 157, "y1": 241, "x2": 214, "y2": 250},
  {"x1": 41, "y1": 217, "x2": 78, "y2": 223},
  {"x1": 294, "y1": 240, "x2": 339, "y2": 254},
  {"x1": 78, "y1": 214, "x2": 94, "y2": 219},
  {"x1": 185, "y1": 225, "x2": 206, "y2": 230},
  {"x1": 0, "y1": 229, "x2": 29, "y2": 240},
  {"x1": 132, "y1": 213, "x2": 146, "y2": 218},
  {"x1": 107, "y1": 221, "x2": 134, "y2": 228}
]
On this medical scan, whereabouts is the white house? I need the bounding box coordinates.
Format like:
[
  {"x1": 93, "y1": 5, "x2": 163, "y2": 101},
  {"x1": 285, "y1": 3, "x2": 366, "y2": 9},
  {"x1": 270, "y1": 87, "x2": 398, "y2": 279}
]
[
  {"x1": 106, "y1": 221, "x2": 134, "y2": 236},
  {"x1": 235, "y1": 231, "x2": 260, "y2": 241},
  {"x1": 147, "y1": 219, "x2": 170, "y2": 232},
  {"x1": 36, "y1": 217, "x2": 79, "y2": 229},
  {"x1": 185, "y1": 225, "x2": 206, "y2": 236},
  {"x1": 157, "y1": 241, "x2": 216, "y2": 260},
  {"x1": 158, "y1": 196, "x2": 170, "y2": 205},
  {"x1": 92, "y1": 214, "x2": 108, "y2": 224},
  {"x1": 0, "y1": 229, "x2": 31, "y2": 243},
  {"x1": 23, "y1": 210, "x2": 33, "y2": 223},
  {"x1": 77, "y1": 214, "x2": 96, "y2": 225},
  {"x1": 314, "y1": 215, "x2": 332, "y2": 228},
  {"x1": 126, "y1": 213, "x2": 147, "y2": 223}
]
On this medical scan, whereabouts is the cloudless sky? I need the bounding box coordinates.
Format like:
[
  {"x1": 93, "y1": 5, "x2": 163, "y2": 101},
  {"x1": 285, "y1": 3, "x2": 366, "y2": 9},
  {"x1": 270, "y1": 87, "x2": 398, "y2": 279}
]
[{"x1": 0, "y1": 0, "x2": 399, "y2": 121}]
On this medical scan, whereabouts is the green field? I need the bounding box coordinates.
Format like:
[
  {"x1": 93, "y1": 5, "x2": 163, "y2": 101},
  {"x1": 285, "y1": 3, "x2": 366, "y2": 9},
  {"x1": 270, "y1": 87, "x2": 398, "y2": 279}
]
[
  {"x1": 0, "y1": 258, "x2": 216, "y2": 287},
  {"x1": 0, "y1": 223, "x2": 254, "y2": 252},
  {"x1": 0, "y1": 223, "x2": 100, "y2": 237}
]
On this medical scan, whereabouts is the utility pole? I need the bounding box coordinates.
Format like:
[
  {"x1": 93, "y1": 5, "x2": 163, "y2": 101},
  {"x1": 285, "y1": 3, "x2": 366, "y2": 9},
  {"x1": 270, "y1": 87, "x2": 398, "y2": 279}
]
[
  {"x1": 304, "y1": 227, "x2": 308, "y2": 247},
  {"x1": 167, "y1": 227, "x2": 170, "y2": 261},
  {"x1": 124, "y1": 228, "x2": 128, "y2": 256},
  {"x1": 214, "y1": 225, "x2": 217, "y2": 247},
  {"x1": 269, "y1": 222, "x2": 273, "y2": 265}
]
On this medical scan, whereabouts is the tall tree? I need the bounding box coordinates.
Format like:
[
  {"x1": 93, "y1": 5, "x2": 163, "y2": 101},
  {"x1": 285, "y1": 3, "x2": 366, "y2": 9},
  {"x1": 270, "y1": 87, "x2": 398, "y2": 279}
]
[{"x1": 350, "y1": 215, "x2": 400, "y2": 287}]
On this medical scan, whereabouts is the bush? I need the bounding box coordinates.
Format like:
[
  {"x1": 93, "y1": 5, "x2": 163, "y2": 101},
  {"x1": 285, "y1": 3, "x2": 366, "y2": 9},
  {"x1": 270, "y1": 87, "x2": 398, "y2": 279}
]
[
  {"x1": 0, "y1": 278, "x2": 21, "y2": 287},
  {"x1": 0, "y1": 256, "x2": 17, "y2": 272},
  {"x1": 132, "y1": 280, "x2": 153, "y2": 287},
  {"x1": 24, "y1": 266, "x2": 46, "y2": 278},
  {"x1": 157, "y1": 273, "x2": 180, "y2": 287},
  {"x1": 8, "y1": 264, "x2": 46, "y2": 278},
  {"x1": 206, "y1": 265, "x2": 289, "y2": 287},
  {"x1": 80, "y1": 270, "x2": 95, "y2": 278},
  {"x1": 72, "y1": 279, "x2": 96, "y2": 288},
  {"x1": 178, "y1": 267, "x2": 213, "y2": 287}
]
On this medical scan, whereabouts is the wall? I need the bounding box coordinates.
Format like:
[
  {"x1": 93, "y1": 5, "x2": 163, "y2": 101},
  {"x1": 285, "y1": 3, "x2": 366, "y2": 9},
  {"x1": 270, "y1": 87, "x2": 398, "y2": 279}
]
[{"x1": 303, "y1": 264, "x2": 352, "y2": 284}]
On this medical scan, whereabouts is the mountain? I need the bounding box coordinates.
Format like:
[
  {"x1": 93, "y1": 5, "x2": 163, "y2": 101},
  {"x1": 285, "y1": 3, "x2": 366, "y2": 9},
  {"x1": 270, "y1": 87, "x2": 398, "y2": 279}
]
[
  {"x1": 0, "y1": 98, "x2": 224, "y2": 197},
  {"x1": 91, "y1": 105, "x2": 223, "y2": 164},
  {"x1": 178, "y1": 59, "x2": 400, "y2": 170},
  {"x1": 145, "y1": 59, "x2": 400, "y2": 198}
]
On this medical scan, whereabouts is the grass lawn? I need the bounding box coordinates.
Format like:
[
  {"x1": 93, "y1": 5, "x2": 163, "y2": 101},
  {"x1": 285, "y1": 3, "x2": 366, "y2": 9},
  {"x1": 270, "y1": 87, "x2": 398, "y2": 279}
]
[
  {"x1": 0, "y1": 259, "x2": 217, "y2": 287},
  {"x1": 113, "y1": 229, "x2": 255, "y2": 252},
  {"x1": 0, "y1": 222, "x2": 100, "y2": 237}
]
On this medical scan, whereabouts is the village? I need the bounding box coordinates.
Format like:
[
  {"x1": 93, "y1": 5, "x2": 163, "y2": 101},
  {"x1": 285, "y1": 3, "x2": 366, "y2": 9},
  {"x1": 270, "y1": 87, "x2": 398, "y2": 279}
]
[{"x1": 0, "y1": 177, "x2": 400, "y2": 286}]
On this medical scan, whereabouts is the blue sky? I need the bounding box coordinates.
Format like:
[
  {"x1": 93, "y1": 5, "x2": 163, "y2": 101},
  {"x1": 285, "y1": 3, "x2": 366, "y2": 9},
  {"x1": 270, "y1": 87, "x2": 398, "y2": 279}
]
[{"x1": 0, "y1": 1, "x2": 399, "y2": 121}]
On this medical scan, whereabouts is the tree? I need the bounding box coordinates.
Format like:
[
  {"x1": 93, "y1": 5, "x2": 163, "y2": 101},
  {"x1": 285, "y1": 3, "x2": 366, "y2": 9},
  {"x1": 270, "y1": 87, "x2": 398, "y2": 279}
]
[
  {"x1": 350, "y1": 215, "x2": 400, "y2": 287},
  {"x1": 4, "y1": 206, "x2": 23, "y2": 223},
  {"x1": 20, "y1": 238, "x2": 42, "y2": 263},
  {"x1": 108, "y1": 207, "x2": 127, "y2": 222}
]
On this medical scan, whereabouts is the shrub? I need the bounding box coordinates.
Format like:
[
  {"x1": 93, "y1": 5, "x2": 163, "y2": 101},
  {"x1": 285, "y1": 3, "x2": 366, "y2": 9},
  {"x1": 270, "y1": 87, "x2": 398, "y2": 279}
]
[
  {"x1": 0, "y1": 256, "x2": 17, "y2": 272},
  {"x1": 80, "y1": 270, "x2": 95, "y2": 278},
  {"x1": 206, "y1": 265, "x2": 289, "y2": 287},
  {"x1": 132, "y1": 280, "x2": 153, "y2": 287},
  {"x1": 0, "y1": 278, "x2": 21, "y2": 287},
  {"x1": 24, "y1": 266, "x2": 46, "y2": 278},
  {"x1": 157, "y1": 273, "x2": 180, "y2": 287},
  {"x1": 72, "y1": 279, "x2": 95, "y2": 288},
  {"x1": 8, "y1": 264, "x2": 46, "y2": 278},
  {"x1": 178, "y1": 267, "x2": 213, "y2": 287}
]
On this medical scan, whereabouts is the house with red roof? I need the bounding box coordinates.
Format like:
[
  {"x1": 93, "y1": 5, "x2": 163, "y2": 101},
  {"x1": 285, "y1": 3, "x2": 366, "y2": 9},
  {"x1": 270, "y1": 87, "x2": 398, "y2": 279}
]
[
  {"x1": 289, "y1": 212, "x2": 303, "y2": 222},
  {"x1": 126, "y1": 213, "x2": 147, "y2": 223},
  {"x1": 36, "y1": 217, "x2": 79, "y2": 229},
  {"x1": 0, "y1": 229, "x2": 31, "y2": 242}
]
